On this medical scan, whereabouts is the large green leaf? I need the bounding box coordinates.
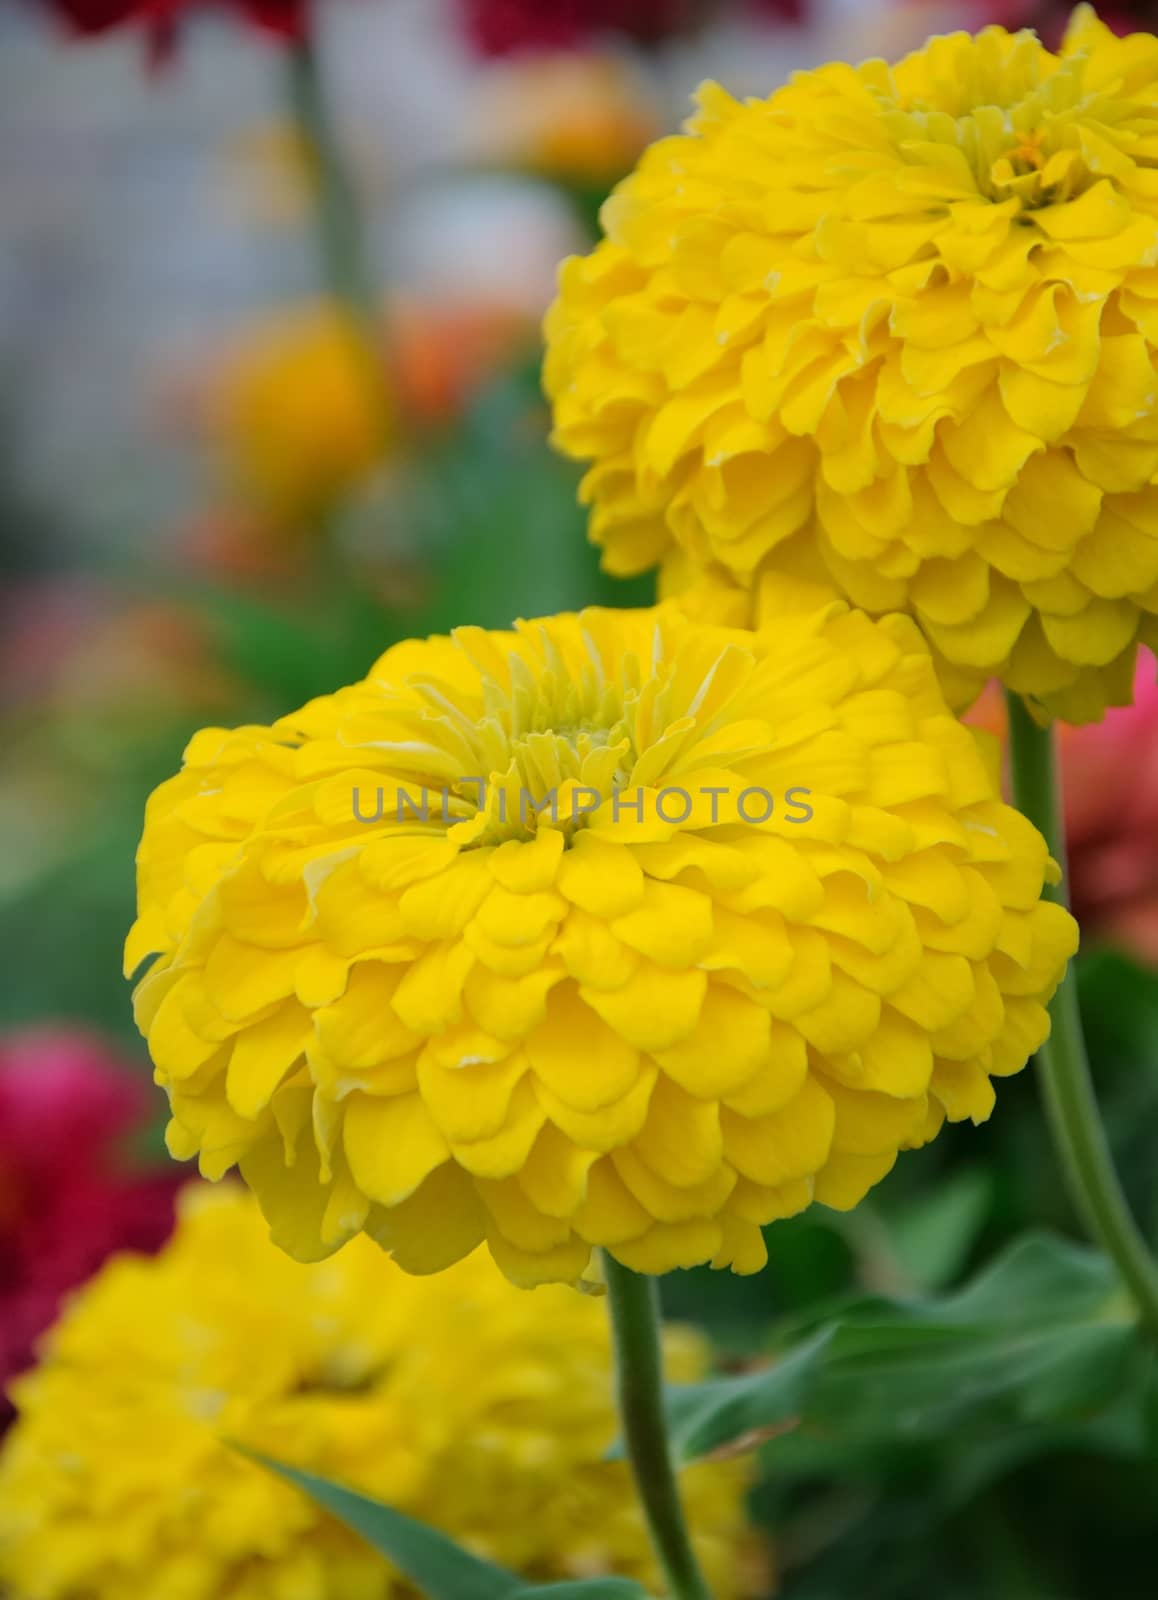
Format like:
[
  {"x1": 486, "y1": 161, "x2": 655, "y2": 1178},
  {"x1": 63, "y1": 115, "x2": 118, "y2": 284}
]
[
  {"x1": 884, "y1": 1166, "x2": 994, "y2": 1291},
  {"x1": 507, "y1": 1585, "x2": 650, "y2": 1599},
  {"x1": 663, "y1": 1233, "x2": 1139, "y2": 1462},
  {"x1": 248, "y1": 1453, "x2": 650, "y2": 1600},
  {"x1": 246, "y1": 1454, "x2": 518, "y2": 1600}
]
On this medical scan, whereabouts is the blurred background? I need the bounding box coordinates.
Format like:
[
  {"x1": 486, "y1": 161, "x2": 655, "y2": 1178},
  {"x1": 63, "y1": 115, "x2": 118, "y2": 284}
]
[{"x1": 3, "y1": 1, "x2": 1158, "y2": 1594}]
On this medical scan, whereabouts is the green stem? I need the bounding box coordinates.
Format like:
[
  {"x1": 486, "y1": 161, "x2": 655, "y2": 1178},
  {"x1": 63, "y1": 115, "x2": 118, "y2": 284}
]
[
  {"x1": 602, "y1": 1254, "x2": 714, "y2": 1600},
  {"x1": 285, "y1": 12, "x2": 393, "y2": 441},
  {"x1": 1005, "y1": 690, "x2": 1158, "y2": 1334},
  {"x1": 287, "y1": 18, "x2": 376, "y2": 326}
]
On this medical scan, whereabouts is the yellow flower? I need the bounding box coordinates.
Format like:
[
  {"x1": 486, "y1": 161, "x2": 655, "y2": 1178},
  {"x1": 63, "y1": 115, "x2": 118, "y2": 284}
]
[
  {"x1": 211, "y1": 302, "x2": 389, "y2": 531},
  {"x1": 543, "y1": 7, "x2": 1158, "y2": 723},
  {"x1": 0, "y1": 1185, "x2": 755, "y2": 1600},
  {"x1": 125, "y1": 604, "x2": 1076, "y2": 1285},
  {"x1": 476, "y1": 53, "x2": 660, "y2": 185}
]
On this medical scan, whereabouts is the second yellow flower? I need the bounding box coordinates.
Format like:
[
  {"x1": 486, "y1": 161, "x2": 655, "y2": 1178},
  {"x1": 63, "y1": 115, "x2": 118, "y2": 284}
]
[
  {"x1": 544, "y1": 9, "x2": 1158, "y2": 722},
  {"x1": 126, "y1": 604, "x2": 1076, "y2": 1285}
]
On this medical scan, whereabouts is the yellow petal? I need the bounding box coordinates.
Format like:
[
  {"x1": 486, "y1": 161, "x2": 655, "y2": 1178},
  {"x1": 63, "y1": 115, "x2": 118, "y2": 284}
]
[
  {"x1": 582, "y1": 965, "x2": 707, "y2": 1050},
  {"x1": 634, "y1": 1076, "x2": 725, "y2": 1187},
  {"x1": 416, "y1": 1047, "x2": 526, "y2": 1144},
  {"x1": 525, "y1": 983, "x2": 641, "y2": 1111},
  {"x1": 225, "y1": 1003, "x2": 309, "y2": 1120},
  {"x1": 364, "y1": 1160, "x2": 486, "y2": 1274},
  {"x1": 720, "y1": 1074, "x2": 835, "y2": 1186},
  {"x1": 654, "y1": 985, "x2": 774, "y2": 1099},
  {"x1": 342, "y1": 1092, "x2": 450, "y2": 1206},
  {"x1": 518, "y1": 1124, "x2": 599, "y2": 1219}
]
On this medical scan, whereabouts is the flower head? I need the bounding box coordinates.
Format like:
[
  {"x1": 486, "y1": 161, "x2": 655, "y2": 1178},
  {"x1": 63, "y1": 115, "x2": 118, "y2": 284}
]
[
  {"x1": 43, "y1": 0, "x2": 304, "y2": 58},
  {"x1": 187, "y1": 297, "x2": 527, "y2": 568},
  {"x1": 207, "y1": 303, "x2": 390, "y2": 536},
  {"x1": 126, "y1": 604, "x2": 1075, "y2": 1285},
  {"x1": 0, "y1": 1028, "x2": 179, "y2": 1411},
  {"x1": 128, "y1": 604, "x2": 1074, "y2": 1280},
  {"x1": 0, "y1": 1183, "x2": 756, "y2": 1600},
  {"x1": 544, "y1": 7, "x2": 1158, "y2": 722}
]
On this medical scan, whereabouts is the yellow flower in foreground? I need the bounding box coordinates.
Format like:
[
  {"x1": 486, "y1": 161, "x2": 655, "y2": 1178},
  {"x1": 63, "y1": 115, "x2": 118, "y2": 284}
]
[
  {"x1": 211, "y1": 302, "x2": 388, "y2": 530},
  {"x1": 0, "y1": 1185, "x2": 754, "y2": 1600},
  {"x1": 125, "y1": 605, "x2": 1077, "y2": 1286},
  {"x1": 544, "y1": 8, "x2": 1158, "y2": 722}
]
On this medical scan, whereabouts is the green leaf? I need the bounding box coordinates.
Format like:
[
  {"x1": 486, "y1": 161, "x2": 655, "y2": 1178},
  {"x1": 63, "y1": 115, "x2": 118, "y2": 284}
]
[
  {"x1": 245, "y1": 1453, "x2": 519, "y2": 1600},
  {"x1": 661, "y1": 1327, "x2": 838, "y2": 1462},
  {"x1": 246, "y1": 1453, "x2": 651, "y2": 1600},
  {"x1": 913, "y1": 1227, "x2": 1118, "y2": 1324},
  {"x1": 663, "y1": 1233, "x2": 1139, "y2": 1462},
  {"x1": 507, "y1": 1584, "x2": 651, "y2": 1599},
  {"x1": 885, "y1": 1166, "x2": 993, "y2": 1291}
]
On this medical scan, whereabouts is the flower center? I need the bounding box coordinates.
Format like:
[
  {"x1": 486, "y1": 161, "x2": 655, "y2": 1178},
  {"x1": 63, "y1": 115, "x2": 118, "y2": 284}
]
[
  {"x1": 455, "y1": 700, "x2": 637, "y2": 847},
  {"x1": 890, "y1": 32, "x2": 1103, "y2": 213},
  {"x1": 403, "y1": 643, "x2": 646, "y2": 847},
  {"x1": 1008, "y1": 128, "x2": 1047, "y2": 171}
]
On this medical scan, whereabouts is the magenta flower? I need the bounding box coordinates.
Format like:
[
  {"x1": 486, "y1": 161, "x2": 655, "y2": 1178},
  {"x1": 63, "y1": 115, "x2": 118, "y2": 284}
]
[
  {"x1": 0, "y1": 1028, "x2": 180, "y2": 1416},
  {"x1": 1061, "y1": 655, "x2": 1158, "y2": 966}
]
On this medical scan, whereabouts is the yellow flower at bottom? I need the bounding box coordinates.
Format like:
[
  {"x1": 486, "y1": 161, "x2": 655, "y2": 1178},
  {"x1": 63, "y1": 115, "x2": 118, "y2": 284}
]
[
  {"x1": 0, "y1": 1185, "x2": 755, "y2": 1600},
  {"x1": 543, "y1": 9, "x2": 1158, "y2": 723},
  {"x1": 126, "y1": 605, "x2": 1076, "y2": 1286}
]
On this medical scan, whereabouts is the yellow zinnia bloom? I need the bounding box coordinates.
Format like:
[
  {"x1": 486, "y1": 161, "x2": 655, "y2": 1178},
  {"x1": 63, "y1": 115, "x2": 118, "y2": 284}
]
[
  {"x1": 544, "y1": 7, "x2": 1158, "y2": 722},
  {"x1": 211, "y1": 302, "x2": 389, "y2": 532},
  {"x1": 125, "y1": 604, "x2": 1076, "y2": 1285},
  {"x1": 0, "y1": 1185, "x2": 755, "y2": 1600}
]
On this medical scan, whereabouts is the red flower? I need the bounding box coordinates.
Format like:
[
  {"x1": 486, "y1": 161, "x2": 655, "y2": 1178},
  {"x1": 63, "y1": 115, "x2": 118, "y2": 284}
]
[
  {"x1": 42, "y1": 0, "x2": 305, "y2": 59},
  {"x1": 457, "y1": 0, "x2": 800, "y2": 56},
  {"x1": 0, "y1": 1028, "x2": 181, "y2": 1417}
]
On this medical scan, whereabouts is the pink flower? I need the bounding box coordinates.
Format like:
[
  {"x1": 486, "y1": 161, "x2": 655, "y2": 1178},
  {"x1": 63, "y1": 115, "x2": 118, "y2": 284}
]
[
  {"x1": 967, "y1": 654, "x2": 1158, "y2": 965},
  {"x1": 1061, "y1": 654, "x2": 1158, "y2": 965},
  {"x1": 0, "y1": 1029, "x2": 180, "y2": 1416}
]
